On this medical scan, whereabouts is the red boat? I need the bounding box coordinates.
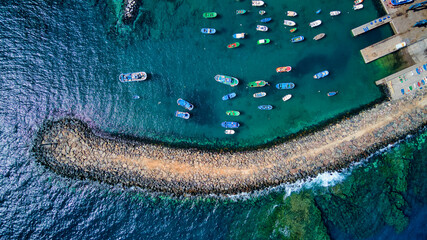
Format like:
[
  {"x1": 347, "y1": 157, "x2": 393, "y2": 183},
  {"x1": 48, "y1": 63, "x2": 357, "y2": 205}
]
[
  {"x1": 227, "y1": 42, "x2": 240, "y2": 49},
  {"x1": 276, "y1": 66, "x2": 292, "y2": 73},
  {"x1": 354, "y1": 0, "x2": 363, "y2": 5}
]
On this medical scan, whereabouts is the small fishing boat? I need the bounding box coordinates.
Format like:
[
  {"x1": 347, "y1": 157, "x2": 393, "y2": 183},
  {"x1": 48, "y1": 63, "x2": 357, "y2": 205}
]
[
  {"x1": 222, "y1": 92, "x2": 237, "y2": 101},
  {"x1": 260, "y1": 17, "x2": 272, "y2": 23},
  {"x1": 175, "y1": 111, "x2": 190, "y2": 119},
  {"x1": 119, "y1": 72, "x2": 147, "y2": 82},
  {"x1": 236, "y1": 9, "x2": 246, "y2": 15},
  {"x1": 256, "y1": 25, "x2": 268, "y2": 31},
  {"x1": 290, "y1": 27, "x2": 297, "y2": 33},
  {"x1": 252, "y1": 0, "x2": 264, "y2": 6},
  {"x1": 132, "y1": 95, "x2": 140, "y2": 99},
  {"x1": 283, "y1": 20, "x2": 296, "y2": 26},
  {"x1": 248, "y1": 80, "x2": 268, "y2": 87},
  {"x1": 353, "y1": 4, "x2": 364, "y2": 10},
  {"x1": 203, "y1": 12, "x2": 217, "y2": 18},
  {"x1": 276, "y1": 66, "x2": 292, "y2": 73},
  {"x1": 354, "y1": 0, "x2": 363, "y2": 5},
  {"x1": 257, "y1": 39, "x2": 270, "y2": 45},
  {"x1": 201, "y1": 28, "x2": 216, "y2": 34},
  {"x1": 177, "y1": 98, "x2": 194, "y2": 111},
  {"x1": 313, "y1": 70, "x2": 329, "y2": 79},
  {"x1": 313, "y1": 33, "x2": 326, "y2": 40},
  {"x1": 233, "y1": 33, "x2": 246, "y2": 39},
  {"x1": 327, "y1": 91, "x2": 338, "y2": 97},
  {"x1": 316, "y1": 9, "x2": 322, "y2": 14},
  {"x1": 215, "y1": 75, "x2": 239, "y2": 87},
  {"x1": 221, "y1": 121, "x2": 240, "y2": 128},
  {"x1": 282, "y1": 94, "x2": 292, "y2": 102},
  {"x1": 259, "y1": 10, "x2": 266, "y2": 15},
  {"x1": 291, "y1": 36, "x2": 304, "y2": 43},
  {"x1": 309, "y1": 20, "x2": 322, "y2": 28},
  {"x1": 225, "y1": 129, "x2": 235, "y2": 135},
  {"x1": 330, "y1": 11, "x2": 341, "y2": 16},
  {"x1": 227, "y1": 42, "x2": 240, "y2": 49},
  {"x1": 276, "y1": 82, "x2": 295, "y2": 89},
  {"x1": 226, "y1": 110, "x2": 240, "y2": 116},
  {"x1": 258, "y1": 105, "x2": 273, "y2": 110},
  {"x1": 253, "y1": 92, "x2": 267, "y2": 98},
  {"x1": 287, "y1": 11, "x2": 298, "y2": 17}
]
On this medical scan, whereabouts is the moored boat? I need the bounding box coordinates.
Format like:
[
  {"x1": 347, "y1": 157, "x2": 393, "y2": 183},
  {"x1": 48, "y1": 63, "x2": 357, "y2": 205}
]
[
  {"x1": 253, "y1": 92, "x2": 267, "y2": 98},
  {"x1": 330, "y1": 11, "x2": 341, "y2": 16},
  {"x1": 252, "y1": 0, "x2": 264, "y2": 6},
  {"x1": 201, "y1": 28, "x2": 216, "y2": 34},
  {"x1": 276, "y1": 82, "x2": 295, "y2": 89},
  {"x1": 226, "y1": 110, "x2": 240, "y2": 116},
  {"x1": 256, "y1": 25, "x2": 268, "y2": 31},
  {"x1": 354, "y1": 0, "x2": 363, "y2": 5},
  {"x1": 313, "y1": 33, "x2": 326, "y2": 40},
  {"x1": 291, "y1": 36, "x2": 304, "y2": 43},
  {"x1": 290, "y1": 27, "x2": 297, "y2": 33},
  {"x1": 283, "y1": 20, "x2": 296, "y2": 26},
  {"x1": 221, "y1": 121, "x2": 240, "y2": 128},
  {"x1": 225, "y1": 129, "x2": 235, "y2": 135},
  {"x1": 259, "y1": 10, "x2": 266, "y2": 15},
  {"x1": 119, "y1": 72, "x2": 147, "y2": 82},
  {"x1": 260, "y1": 17, "x2": 272, "y2": 23},
  {"x1": 236, "y1": 9, "x2": 246, "y2": 15},
  {"x1": 227, "y1": 42, "x2": 240, "y2": 49},
  {"x1": 177, "y1": 98, "x2": 194, "y2": 111},
  {"x1": 203, "y1": 12, "x2": 217, "y2": 18},
  {"x1": 309, "y1": 20, "x2": 322, "y2": 28},
  {"x1": 313, "y1": 70, "x2": 329, "y2": 79},
  {"x1": 233, "y1": 33, "x2": 246, "y2": 39},
  {"x1": 287, "y1": 11, "x2": 297, "y2": 17},
  {"x1": 248, "y1": 80, "x2": 268, "y2": 87},
  {"x1": 257, "y1": 39, "x2": 270, "y2": 45},
  {"x1": 282, "y1": 94, "x2": 292, "y2": 102},
  {"x1": 353, "y1": 4, "x2": 364, "y2": 10},
  {"x1": 258, "y1": 105, "x2": 273, "y2": 110},
  {"x1": 175, "y1": 111, "x2": 190, "y2": 119},
  {"x1": 276, "y1": 66, "x2": 292, "y2": 73},
  {"x1": 222, "y1": 92, "x2": 237, "y2": 101},
  {"x1": 327, "y1": 91, "x2": 338, "y2": 97},
  {"x1": 316, "y1": 9, "x2": 322, "y2": 14},
  {"x1": 215, "y1": 75, "x2": 239, "y2": 87}
]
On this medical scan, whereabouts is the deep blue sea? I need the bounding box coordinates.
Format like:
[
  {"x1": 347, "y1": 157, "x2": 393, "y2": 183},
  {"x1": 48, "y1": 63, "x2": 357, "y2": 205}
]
[{"x1": 0, "y1": 0, "x2": 425, "y2": 239}]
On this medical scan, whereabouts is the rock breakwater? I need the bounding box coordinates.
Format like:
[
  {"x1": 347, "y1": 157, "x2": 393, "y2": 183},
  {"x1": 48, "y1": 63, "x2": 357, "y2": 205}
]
[{"x1": 34, "y1": 92, "x2": 426, "y2": 195}]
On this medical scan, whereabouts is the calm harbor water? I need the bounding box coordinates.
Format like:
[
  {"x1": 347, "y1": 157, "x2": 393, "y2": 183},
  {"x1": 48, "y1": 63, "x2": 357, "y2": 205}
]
[{"x1": 0, "y1": 0, "x2": 425, "y2": 239}]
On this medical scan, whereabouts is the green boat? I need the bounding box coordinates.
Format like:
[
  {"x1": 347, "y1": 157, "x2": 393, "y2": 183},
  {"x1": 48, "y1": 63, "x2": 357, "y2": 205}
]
[
  {"x1": 226, "y1": 110, "x2": 240, "y2": 116},
  {"x1": 248, "y1": 80, "x2": 268, "y2": 87},
  {"x1": 203, "y1": 12, "x2": 217, "y2": 18},
  {"x1": 257, "y1": 39, "x2": 270, "y2": 45}
]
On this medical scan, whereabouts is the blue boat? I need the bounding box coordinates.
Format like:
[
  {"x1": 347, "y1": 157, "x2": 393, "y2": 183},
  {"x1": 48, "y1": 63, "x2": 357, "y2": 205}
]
[
  {"x1": 221, "y1": 121, "x2": 240, "y2": 128},
  {"x1": 175, "y1": 111, "x2": 190, "y2": 119},
  {"x1": 260, "y1": 17, "x2": 272, "y2": 23},
  {"x1": 201, "y1": 28, "x2": 216, "y2": 34},
  {"x1": 177, "y1": 98, "x2": 194, "y2": 111},
  {"x1": 258, "y1": 105, "x2": 273, "y2": 110},
  {"x1": 391, "y1": 0, "x2": 414, "y2": 6},
  {"x1": 291, "y1": 36, "x2": 304, "y2": 43},
  {"x1": 313, "y1": 70, "x2": 329, "y2": 79},
  {"x1": 275, "y1": 82, "x2": 295, "y2": 89},
  {"x1": 222, "y1": 92, "x2": 237, "y2": 101},
  {"x1": 327, "y1": 91, "x2": 338, "y2": 97},
  {"x1": 316, "y1": 9, "x2": 322, "y2": 14}
]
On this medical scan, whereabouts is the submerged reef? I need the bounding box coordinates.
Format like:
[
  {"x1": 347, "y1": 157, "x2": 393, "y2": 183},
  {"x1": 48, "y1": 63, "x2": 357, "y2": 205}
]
[{"x1": 33, "y1": 91, "x2": 426, "y2": 195}]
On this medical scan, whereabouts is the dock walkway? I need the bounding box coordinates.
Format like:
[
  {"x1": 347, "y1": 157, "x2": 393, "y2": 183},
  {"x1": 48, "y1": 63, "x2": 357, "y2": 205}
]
[{"x1": 351, "y1": 15, "x2": 392, "y2": 37}]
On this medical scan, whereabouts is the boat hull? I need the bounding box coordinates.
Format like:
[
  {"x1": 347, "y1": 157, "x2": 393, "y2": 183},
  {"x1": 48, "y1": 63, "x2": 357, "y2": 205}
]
[
  {"x1": 221, "y1": 121, "x2": 240, "y2": 128},
  {"x1": 175, "y1": 111, "x2": 190, "y2": 119},
  {"x1": 276, "y1": 83, "x2": 295, "y2": 89},
  {"x1": 258, "y1": 105, "x2": 273, "y2": 110},
  {"x1": 313, "y1": 33, "x2": 325, "y2": 40},
  {"x1": 222, "y1": 93, "x2": 237, "y2": 101},
  {"x1": 291, "y1": 36, "x2": 304, "y2": 42},
  {"x1": 227, "y1": 42, "x2": 240, "y2": 48},
  {"x1": 276, "y1": 66, "x2": 292, "y2": 72},
  {"x1": 282, "y1": 94, "x2": 292, "y2": 101},
  {"x1": 253, "y1": 92, "x2": 267, "y2": 98},
  {"x1": 257, "y1": 39, "x2": 270, "y2": 45},
  {"x1": 248, "y1": 80, "x2": 268, "y2": 87},
  {"x1": 119, "y1": 72, "x2": 147, "y2": 82},
  {"x1": 177, "y1": 98, "x2": 194, "y2": 111},
  {"x1": 313, "y1": 70, "x2": 329, "y2": 79},
  {"x1": 215, "y1": 75, "x2": 239, "y2": 87},
  {"x1": 226, "y1": 111, "x2": 240, "y2": 116},
  {"x1": 201, "y1": 28, "x2": 216, "y2": 34},
  {"x1": 203, "y1": 12, "x2": 217, "y2": 18}
]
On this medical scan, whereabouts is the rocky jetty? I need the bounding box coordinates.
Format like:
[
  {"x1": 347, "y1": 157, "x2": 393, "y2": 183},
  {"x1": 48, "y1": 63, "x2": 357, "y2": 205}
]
[{"x1": 34, "y1": 92, "x2": 426, "y2": 195}]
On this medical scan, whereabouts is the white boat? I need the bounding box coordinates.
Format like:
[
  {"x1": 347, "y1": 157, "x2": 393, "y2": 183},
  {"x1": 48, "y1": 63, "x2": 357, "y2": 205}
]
[
  {"x1": 282, "y1": 94, "x2": 292, "y2": 102},
  {"x1": 283, "y1": 20, "x2": 296, "y2": 26},
  {"x1": 119, "y1": 72, "x2": 147, "y2": 82},
  {"x1": 353, "y1": 4, "x2": 364, "y2": 10},
  {"x1": 233, "y1": 33, "x2": 246, "y2": 39},
  {"x1": 313, "y1": 33, "x2": 326, "y2": 40},
  {"x1": 259, "y1": 10, "x2": 266, "y2": 15},
  {"x1": 253, "y1": 92, "x2": 267, "y2": 98},
  {"x1": 225, "y1": 129, "x2": 235, "y2": 135},
  {"x1": 287, "y1": 11, "x2": 297, "y2": 17},
  {"x1": 309, "y1": 20, "x2": 322, "y2": 28},
  {"x1": 330, "y1": 11, "x2": 341, "y2": 16},
  {"x1": 256, "y1": 25, "x2": 268, "y2": 31},
  {"x1": 252, "y1": 0, "x2": 264, "y2": 6}
]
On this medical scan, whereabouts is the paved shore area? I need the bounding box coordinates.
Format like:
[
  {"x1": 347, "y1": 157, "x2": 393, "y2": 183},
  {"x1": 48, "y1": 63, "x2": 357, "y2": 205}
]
[{"x1": 34, "y1": 91, "x2": 426, "y2": 195}]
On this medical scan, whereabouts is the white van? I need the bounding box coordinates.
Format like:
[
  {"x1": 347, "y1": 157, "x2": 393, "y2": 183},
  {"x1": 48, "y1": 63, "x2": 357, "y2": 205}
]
[{"x1": 395, "y1": 42, "x2": 407, "y2": 50}]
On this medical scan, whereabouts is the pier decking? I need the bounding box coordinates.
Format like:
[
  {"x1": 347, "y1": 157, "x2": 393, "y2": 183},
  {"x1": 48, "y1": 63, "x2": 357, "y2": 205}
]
[{"x1": 351, "y1": 15, "x2": 392, "y2": 37}]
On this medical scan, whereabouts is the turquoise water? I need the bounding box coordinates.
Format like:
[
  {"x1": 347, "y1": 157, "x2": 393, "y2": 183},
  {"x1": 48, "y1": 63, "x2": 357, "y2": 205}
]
[{"x1": 12, "y1": 0, "x2": 391, "y2": 148}]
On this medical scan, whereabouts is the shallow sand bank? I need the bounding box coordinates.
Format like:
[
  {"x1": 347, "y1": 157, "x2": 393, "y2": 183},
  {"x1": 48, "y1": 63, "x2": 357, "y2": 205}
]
[{"x1": 34, "y1": 92, "x2": 426, "y2": 195}]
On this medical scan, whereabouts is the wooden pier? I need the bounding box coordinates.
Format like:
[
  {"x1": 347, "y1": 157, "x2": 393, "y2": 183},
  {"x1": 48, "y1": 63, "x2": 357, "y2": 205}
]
[
  {"x1": 351, "y1": 15, "x2": 392, "y2": 37},
  {"x1": 360, "y1": 34, "x2": 405, "y2": 63}
]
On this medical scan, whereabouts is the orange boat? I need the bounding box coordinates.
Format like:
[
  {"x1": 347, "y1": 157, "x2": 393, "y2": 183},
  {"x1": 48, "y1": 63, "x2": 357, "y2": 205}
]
[
  {"x1": 227, "y1": 42, "x2": 240, "y2": 49},
  {"x1": 276, "y1": 66, "x2": 292, "y2": 73}
]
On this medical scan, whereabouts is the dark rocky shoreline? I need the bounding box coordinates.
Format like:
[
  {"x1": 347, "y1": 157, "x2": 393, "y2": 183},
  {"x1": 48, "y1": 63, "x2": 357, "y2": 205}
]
[{"x1": 33, "y1": 92, "x2": 426, "y2": 195}]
